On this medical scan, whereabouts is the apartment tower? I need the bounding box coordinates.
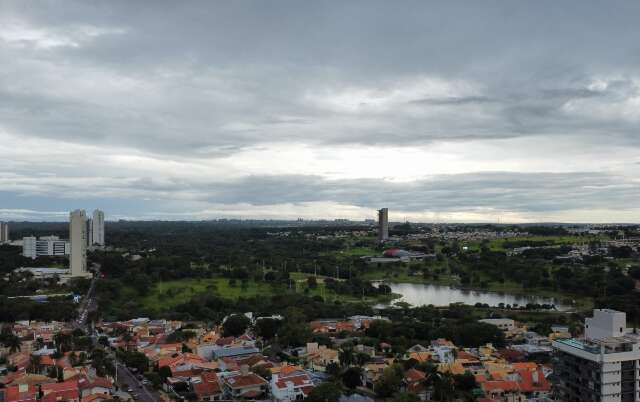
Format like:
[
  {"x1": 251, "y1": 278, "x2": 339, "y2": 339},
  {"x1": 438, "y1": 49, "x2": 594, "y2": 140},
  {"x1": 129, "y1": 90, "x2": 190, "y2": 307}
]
[
  {"x1": 69, "y1": 210, "x2": 91, "y2": 277},
  {"x1": 553, "y1": 309, "x2": 640, "y2": 402},
  {"x1": 377, "y1": 208, "x2": 389, "y2": 242},
  {"x1": 92, "y1": 209, "x2": 105, "y2": 246},
  {"x1": 0, "y1": 222, "x2": 8, "y2": 243}
]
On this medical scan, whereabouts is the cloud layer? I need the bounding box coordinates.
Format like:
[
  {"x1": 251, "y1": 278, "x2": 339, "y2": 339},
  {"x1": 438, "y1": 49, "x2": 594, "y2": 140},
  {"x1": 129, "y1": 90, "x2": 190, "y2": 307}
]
[{"x1": 2, "y1": 1, "x2": 640, "y2": 222}]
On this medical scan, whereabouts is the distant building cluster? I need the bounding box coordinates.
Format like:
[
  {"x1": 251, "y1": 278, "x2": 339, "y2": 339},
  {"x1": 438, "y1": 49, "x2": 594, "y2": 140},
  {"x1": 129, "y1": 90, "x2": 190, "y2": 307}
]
[
  {"x1": 13, "y1": 209, "x2": 105, "y2": 279},
  {"x1": 22, "y1": 236, "x2": 69, "y2": 259}
]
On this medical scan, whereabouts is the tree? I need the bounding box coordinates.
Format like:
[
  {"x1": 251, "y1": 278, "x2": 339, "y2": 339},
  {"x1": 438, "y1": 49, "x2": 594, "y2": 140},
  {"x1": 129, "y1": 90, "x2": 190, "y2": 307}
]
[
  {"x1": 339, "y1": 348, "x2": 354, "y2": 367},
  {"x1": 366, "y1": 319, "x2": 393, "y2": 340},
  {"x1": 158, "y1": 365, "x2": 172, "y2": 381},
  {"x1": 254, "y1": 318, "x2": 280, "y2": 341},
  {"x1": 29, "y1": 355, "x2": 42, "y2": 374},
  {"x1": 431, "y1": 372, "x2": 456, "y2": 402},
  {"x1": 306, "y1": 382, "x2": 342, "y2": 402},
  {"x1": 307, "y1": 276, "x2": 318, "y2": 289},
  {"x1": 326, "y1": 362, "x2": 341, "y2": 379},
  {"x1": 375, "y1": 364, "x2": 404, "y2": 398},
  {"x1": 251, "y1": 364, "x2": 272, "y2": 380},
  {"x1": 342, "y1": 367, "x2": 363, "y2": 390},
  {"x1": 5, "y1": 335, "x2": 21, "y2": 353},
  {"x1": 222, "y1": 314, "x2": 251, "y2": 337}
]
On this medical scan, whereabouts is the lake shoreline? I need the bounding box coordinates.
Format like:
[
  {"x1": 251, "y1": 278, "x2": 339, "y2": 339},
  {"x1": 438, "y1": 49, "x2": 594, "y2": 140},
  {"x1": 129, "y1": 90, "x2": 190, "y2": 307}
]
[{"x1": 371, "y1": 280, "x2": 575, "y2": 311}]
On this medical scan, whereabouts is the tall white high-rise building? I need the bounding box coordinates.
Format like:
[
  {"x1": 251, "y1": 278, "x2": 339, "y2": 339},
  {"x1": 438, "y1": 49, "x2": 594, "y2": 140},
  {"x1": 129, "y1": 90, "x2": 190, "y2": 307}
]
[
  {"x1": 0, "y1": 222, "x2": 9, "y2": 243},
  {"x1": 69, "y1": 210, "x2": 91, "y2": 278},
  {"x1": 91, "y1": 209, "x2": 105, "y2": 246},
  {"x1": 377, "y1": 208, "x2": 389, "y2": 242}
]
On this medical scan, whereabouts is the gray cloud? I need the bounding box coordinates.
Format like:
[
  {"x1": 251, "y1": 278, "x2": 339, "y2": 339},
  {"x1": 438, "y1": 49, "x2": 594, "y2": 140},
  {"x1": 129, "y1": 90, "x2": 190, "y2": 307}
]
[{"x1": 2, "y1": 1, "x2": 640, "y2": 220}]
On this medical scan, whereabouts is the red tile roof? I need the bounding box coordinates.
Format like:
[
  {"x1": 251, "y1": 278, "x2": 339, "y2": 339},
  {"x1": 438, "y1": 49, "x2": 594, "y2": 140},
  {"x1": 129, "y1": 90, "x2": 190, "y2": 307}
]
[
  {"x1": 517, "y1": 368, "x2": 550, "y2": 393},
  {"x1": 78, "y1": 376, "x2": 113, "y2": 390},
  {"x1": 404, "y1": 368, "x2": 426, "y2": 383},
  {"x1": 223, "y1": 373, "x2": 268, "y2": 389},
  {"x1": 42, "y1": 379, "x2": 78, "y2": 394},
  {"x1": 41, "y1": 389, "x2": 79, "y2": 402},
  {"x1": 482, "y1": 380, "x2": 520, "y2": 393},
  {"x1": 193, "y1": 373, "x2": 222, "y2": 398},
  {"x1": 4, "y1": 384, "x2": 38, "y2": 402},
  {"x1": 81, "y1": 394, "x2": 113, "y2": 402},
  {"x1": 274, "y1": 374, "x2": 313, "y2": 390}
]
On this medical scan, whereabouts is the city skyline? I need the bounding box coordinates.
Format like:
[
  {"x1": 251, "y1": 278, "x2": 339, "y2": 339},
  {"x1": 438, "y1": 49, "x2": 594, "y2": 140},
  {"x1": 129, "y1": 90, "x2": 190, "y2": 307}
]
[{"x1": 2, "y1": 1, "x2": 640, "y2": 223}]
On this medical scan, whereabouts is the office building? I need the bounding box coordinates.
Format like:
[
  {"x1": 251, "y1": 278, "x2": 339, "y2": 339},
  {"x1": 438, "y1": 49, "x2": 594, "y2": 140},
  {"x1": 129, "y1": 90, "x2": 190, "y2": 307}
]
[
  {"x1": 69, "y1": 210, "x2": 91, "y2": 278},
  {"x1": 91, "y1": 209, "x2": 105, "y2": 246},
  {"x1": 22, "y1": 236, "x2": 70, "y2": 259},
  {"x1": 377, "y1": 208, "x2": 389, "y2": 242},
  {"x1": 553, "y1": 309, "x2": 640, "y2": 402},
  {"x1": 0, "y1": 222, "x2": 9, "y2": 243}
]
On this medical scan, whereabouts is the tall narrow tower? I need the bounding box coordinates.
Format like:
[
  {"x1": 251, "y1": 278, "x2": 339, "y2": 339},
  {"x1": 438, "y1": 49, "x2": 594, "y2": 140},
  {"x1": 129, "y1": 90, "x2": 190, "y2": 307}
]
[
  {"x1": 69, "y1": 210, "x2": 90, "y2": 277},
  {"x1": 92, "y1": 209, "x2": 105, "y2": 246},
  {"x1": 0, "y1": 222, "x2": 9, "y2": 243},
  {"x1": 377, "y1": 208, "x2": 389, "y2": 242}
]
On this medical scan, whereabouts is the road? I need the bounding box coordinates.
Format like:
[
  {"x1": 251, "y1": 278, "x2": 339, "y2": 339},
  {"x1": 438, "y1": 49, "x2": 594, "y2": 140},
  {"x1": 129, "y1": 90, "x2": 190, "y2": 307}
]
[
  {"x1": 75, "y1": 268, "x2": 99, "y2": 329},
  {"x1": 71, "y1": 266, "x2": 163, "y2": 402},
  {"x1": 115, "y1": 361, "x2": 163, "y2": 402}
]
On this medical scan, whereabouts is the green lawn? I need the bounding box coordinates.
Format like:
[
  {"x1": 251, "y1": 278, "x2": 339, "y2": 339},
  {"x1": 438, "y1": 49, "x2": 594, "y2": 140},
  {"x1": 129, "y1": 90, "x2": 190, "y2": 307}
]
[
  {"x1": 141, "y1": 276, "x2": 399, "y2": 313},
  {"x1": 141, "y1": 278, "x2": 276, "y2": 312}
]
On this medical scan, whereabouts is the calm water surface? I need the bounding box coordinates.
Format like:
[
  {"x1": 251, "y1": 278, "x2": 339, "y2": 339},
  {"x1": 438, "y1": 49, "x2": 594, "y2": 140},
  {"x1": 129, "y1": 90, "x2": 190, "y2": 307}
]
[{"x1": 379, "y1": 282, "x2": 570, "y2": 310}]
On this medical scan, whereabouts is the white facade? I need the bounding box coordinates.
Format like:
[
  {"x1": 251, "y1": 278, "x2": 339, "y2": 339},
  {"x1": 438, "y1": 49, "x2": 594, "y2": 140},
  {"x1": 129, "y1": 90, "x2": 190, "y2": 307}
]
[
  {"x1": 91, "y1": 209, "x2": 105, "y2": 246},
  {"x1": 0, "y1": 222, "x2": 9, "y2": 243},
  {"x1": 22, "y1": 236, "x2": 70, "y2": 259},
  {"x1": 586, "y1": 309, "x2": 627, "y2": 341},
  {"x1": 553, "y1": 309, "x2": 640, "y2": 402},
  {"x1": 69, "y1": 210, "x2": 91, "y2": 278},
  {"x1": 377, "y1": 208, "x2": 389, "y2": 242},
  {"x1": 479, "y1": 318, "x2": 516, "y2": 332}
]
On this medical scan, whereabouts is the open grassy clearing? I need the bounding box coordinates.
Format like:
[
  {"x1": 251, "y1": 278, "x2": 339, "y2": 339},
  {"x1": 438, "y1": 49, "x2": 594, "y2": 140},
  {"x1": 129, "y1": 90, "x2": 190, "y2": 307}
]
[{"x1": 140, "y1": 276, "x2": 398, "y2": 313}]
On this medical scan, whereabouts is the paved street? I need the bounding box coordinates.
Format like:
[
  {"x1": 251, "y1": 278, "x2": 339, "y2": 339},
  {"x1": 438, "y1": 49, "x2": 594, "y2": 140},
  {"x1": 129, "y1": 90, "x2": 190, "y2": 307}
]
[{"x1": 115, "y1": 362, "x2": 163, "y2": 402}]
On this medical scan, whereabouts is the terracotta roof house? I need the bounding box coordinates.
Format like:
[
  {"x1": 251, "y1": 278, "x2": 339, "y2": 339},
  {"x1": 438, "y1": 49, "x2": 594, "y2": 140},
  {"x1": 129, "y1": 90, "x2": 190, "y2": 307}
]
[
  {"x1": 271, "y1": 366, "x2": 315, "y2": 402},
  {"x1": 192, "y1": 372, "x2": 222, "y2": 401},
  {"x1": 221, "y1": 370, "x2": 268, "y2": 400}
]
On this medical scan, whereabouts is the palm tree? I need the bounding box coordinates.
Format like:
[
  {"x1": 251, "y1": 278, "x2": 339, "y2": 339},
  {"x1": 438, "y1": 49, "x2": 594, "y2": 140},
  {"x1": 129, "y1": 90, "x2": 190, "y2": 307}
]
[
  {"x1": 431, "y1": 372, "x2": 456, "y2": 402},
  {"x1": 339, "y1": 347, "x2": 354, "y2": 367},
  {"x1": 6, "y1": 335, "x2": 21, "y2": 353}
]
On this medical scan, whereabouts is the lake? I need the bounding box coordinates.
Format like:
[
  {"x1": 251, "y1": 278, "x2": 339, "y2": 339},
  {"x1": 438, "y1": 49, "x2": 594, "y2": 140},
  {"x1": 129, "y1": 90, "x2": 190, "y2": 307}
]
[{"x1": 377, "y1": 282, "x2": 571, "y2": 310}]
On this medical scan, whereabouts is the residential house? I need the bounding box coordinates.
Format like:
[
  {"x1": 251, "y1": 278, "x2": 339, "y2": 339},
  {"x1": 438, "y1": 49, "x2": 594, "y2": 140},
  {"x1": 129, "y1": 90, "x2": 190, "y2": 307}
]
[
  {"x1": 270, "y1": 366, "x2": 315, "y2": 402},
  {"x1": 220, "y1": 368, "x2": 269, "y2": 400}
]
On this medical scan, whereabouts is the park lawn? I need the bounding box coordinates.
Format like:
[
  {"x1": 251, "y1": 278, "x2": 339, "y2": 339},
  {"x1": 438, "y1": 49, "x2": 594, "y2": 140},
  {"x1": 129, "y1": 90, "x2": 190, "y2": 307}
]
[
  {"x1": 487, "y1": 235, "x2": 607, "y2": 251},
  {"x1": 141, "y1": 278, "x2": 278, "y2": 312},
  {"x1": 141, "y1": 276, "x2": 398, "y2": 312},
  {"x1": 338, "y1": 246, "x2": 377, "y2": 256},
  {"x1": 289, "y1": 272, "x2": 333, "y2": 282}
]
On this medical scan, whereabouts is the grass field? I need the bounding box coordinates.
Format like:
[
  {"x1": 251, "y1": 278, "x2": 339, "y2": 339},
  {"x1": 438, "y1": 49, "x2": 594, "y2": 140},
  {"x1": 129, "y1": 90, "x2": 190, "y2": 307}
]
[
  {"x1": 463, "y1": 234, "x2": 607, "y2": 252},
  {"x1": 141, "y1": 276, "x2": 399, "y2": 313},
  {"x1": 141, "y1": 278, "x2": 275, "y2": 312}
]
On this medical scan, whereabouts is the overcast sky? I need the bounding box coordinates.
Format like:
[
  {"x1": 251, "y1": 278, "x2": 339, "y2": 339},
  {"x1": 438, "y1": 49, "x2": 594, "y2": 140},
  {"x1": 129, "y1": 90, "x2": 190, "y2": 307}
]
[{"x1": 2, "y1": 1, "x2": 640, "y2": 222}]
